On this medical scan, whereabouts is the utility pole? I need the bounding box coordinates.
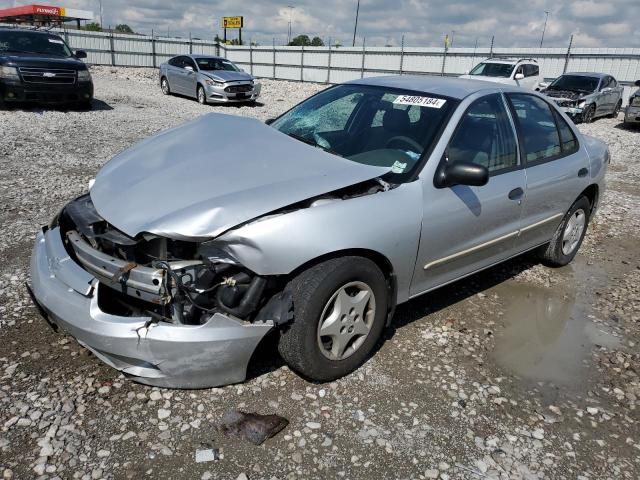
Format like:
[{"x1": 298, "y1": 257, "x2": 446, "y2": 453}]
[
  {"x1": 287, "y1": 5, "x2": 294, "y2": 44},
  {"x1": 352, "y1": 0, "x2": 360, "y2": 47},
  {"x1": 539, "y1": 10, "x2": 549, "y2": 48},
  {"x1": 450, "y1": 30, "x2": 455, "y2": 48},
  {"x1": 98, "y1": 0, "x2": 103, "y2": 28}
]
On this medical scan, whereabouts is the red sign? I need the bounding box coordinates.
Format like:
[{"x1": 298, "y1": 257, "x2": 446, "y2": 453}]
[{"x1": 0, "y1": 4, "x2": 64, "y2": 19}]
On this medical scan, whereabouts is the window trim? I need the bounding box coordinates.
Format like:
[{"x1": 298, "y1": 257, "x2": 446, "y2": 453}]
[
  {"x1": 505, "y1": 92, "x2": 581, "y2": 168},
  {"x1": 432, "y1": 92, "x2": 523, "y2": 188}
]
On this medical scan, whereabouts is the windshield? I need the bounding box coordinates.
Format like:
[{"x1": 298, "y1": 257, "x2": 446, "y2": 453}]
[
  {"x1": 196, "y1": 57, "x2": 239, "y2": 72},
  {"x1": 548, "y1": 75, "x2": 599, "y2": 93},
  {"x1": 469, "y1": 62, "x2": 514, "y2": 78},
  {"x1": 0, "y1": 30, "x2": 72, "y2": 57},
  {"x1": 271, "y1": 84, "x2": 456, "y2": 181}
]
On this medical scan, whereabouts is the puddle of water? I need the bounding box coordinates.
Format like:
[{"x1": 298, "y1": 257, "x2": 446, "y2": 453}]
[{"x1": 491, "y1": 282, "x2": 620, "y2": 389}]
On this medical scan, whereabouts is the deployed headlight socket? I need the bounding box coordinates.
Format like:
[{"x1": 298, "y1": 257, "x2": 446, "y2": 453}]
[
  {"x1": 0, "y1": 66, "x2": 19, "y2": 80},
  {"x1": 205, "y1": 79, "x2": 224, "y2": 86}
]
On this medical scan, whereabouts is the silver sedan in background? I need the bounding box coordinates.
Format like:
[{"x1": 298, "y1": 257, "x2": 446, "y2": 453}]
[
  {"x1": 159, "y1": 54, "x2": 261, "y2": 104},
  {"x1": 28, "y1": 77, "x2": 608, "y2": 388},
  {"x1": 542, "y1": 72, "x2": 624, "y2": 123}
]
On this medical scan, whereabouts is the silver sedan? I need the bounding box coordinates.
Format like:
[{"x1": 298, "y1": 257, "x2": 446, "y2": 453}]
[
  {"x1": 159, "y1": 54, "x2": 261, "y2": 104},
  {"x1": 28, "y1": 76, "x2": 609, "y2": 388}
]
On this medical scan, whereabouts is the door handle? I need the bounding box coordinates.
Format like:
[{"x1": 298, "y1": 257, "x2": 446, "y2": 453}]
[
  {"x1": 508, "y1": 187, "x2": 524, "y2": 201},
  {"x1": 578, "y1": 168, "x2": 589, "y2": 178}
]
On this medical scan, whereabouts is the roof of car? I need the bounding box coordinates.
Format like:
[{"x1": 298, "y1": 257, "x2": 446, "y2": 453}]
[
  {"x1": 188, "y1": 54, "x2": 226, "y2": 60},
  {"x1": 348, "y1": 75, "x2": 523, "y2": 100},
  {"x1": 0, "y1": 27, "x2": 61, "y2": 36},
  {"x1": 563, "y1": 72, "x2": 608, "y2": 79}
]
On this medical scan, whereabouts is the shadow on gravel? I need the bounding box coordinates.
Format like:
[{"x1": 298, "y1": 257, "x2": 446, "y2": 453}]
[
  {"x1": 0, "y1": 99, "x2": 113, "y2": 112},
  {"x1": 613, "y1": 121, "x2": 640, "y2": 131},
  {"x1": 245, "y1": 252, "x2": 541, "y2": 382}
]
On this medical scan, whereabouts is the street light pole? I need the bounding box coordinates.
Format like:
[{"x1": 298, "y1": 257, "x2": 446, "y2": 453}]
[
  {"x1": 539, "y1": 10, "x2": 549, "y2": 48},
  {"x1": 352, "y1": 0, "x2": 360, "y2": 47},
  {"x1": 287, "y1": 5, "x2": 294, "y2": 44}
]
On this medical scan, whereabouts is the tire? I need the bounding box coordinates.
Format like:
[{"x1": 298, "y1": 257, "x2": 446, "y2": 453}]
[
  {"x1": 581, "y1": 104, "x2": 595, "y2": 124},
  {"x1": 608, "y1": 100, "x2": 622, "y2": 118},
  {"x1": 197, "y1": 85, "x2": 207, "y2": 105},
  {"x1": 538, "y1": 196, "x2": 591, "y2": 267},
  {"x1": 278, "y1": 256, "x2": 389, "y2": 382},
  {"x1": 160, "y1": 77, "x2": 170, "y2": 95}
]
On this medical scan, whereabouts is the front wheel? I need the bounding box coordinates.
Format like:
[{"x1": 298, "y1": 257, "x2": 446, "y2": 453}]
[
  {"x1": 582, "y1": 104, "x2": 596, "y2": 124},
  {"x1": 277, "y1": 256, "x2": 389, "y2": 382},
  {"x1": 160, "y1": 77, "x2": 170, "y2": 95},
  {"x1": 197, "y1": 85, "x2": 207, "y2": 105},
  {"x1": 538, "y1": 196, "x2": 591, "y2": 267}
]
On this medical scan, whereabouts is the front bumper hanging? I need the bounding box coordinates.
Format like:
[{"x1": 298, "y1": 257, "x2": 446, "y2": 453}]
[{"x1": 28, "y1": 227, "x2": 273, "y2": 388}]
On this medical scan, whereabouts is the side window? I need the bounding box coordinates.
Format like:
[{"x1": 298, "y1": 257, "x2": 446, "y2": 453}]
[
  {"x1": 447, "y1": 94, "x2": 518, "y2": 173},
  {"x1": 168, "y1": 57, "x2": 181, "y2": 67},
  {"x1": 525, "y1": 64, "x2": 539, "y2": 77},
  {"x1": 508, "y1": 93, "x2": 561, "y2": 163},
  {"x1": 600, "y1": 77, "x2": 611, "y2": 90},
  {"x1": 554, "y1": 111, "x2": 579, "y2": 154},
  {"x1": 183, "y1": 57, "x2": 197, "y2": 70},
  {"x1": 610, "y1": 77, "x2": 617, "y2": 87}
]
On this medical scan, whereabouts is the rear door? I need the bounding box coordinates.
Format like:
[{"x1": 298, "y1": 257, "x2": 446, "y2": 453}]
[
  {"x1": 166, "y1": 56, "x2": 184, "y2": 94},
  {"x1": 506, "y1": 93, "x2": 590, "y2": 251},
  {"x1": 411, "y1": 93, "x2": 525, "y2": 295}
]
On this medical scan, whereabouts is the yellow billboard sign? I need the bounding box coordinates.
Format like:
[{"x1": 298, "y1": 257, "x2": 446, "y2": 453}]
[{"x1": 222, "y1": 16, "x2": 243, "y2": 29}]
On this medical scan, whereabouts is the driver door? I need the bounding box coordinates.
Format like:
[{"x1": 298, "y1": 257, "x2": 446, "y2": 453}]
[{"x1": 410, "y1": 93, "x2": 526, "y2": 296}]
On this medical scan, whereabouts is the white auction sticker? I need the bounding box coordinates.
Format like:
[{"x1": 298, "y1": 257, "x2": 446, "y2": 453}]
[
  {"x1": 393, "y1": 95, "x2": 446, "y2": 108},
  {"x1": 48, "y1": 38, "x2": 64, "y2": 44}
]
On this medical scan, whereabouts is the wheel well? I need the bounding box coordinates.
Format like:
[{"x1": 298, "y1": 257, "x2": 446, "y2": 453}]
[
  {"x1": 287, "y1": 249, "x2": 398, "y2": 318},
  {"x1": 580, "y1": 184, "x2": 599, "y2": 212}
]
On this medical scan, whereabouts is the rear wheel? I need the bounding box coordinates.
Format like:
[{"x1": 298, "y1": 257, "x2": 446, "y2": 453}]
[
  {"x1": 277, "y1": 256, "x2": 389, "y2": 382},
  {"x1": 538, "y1": 196, "x2": 591, "y2": 267},
  {"x1": 160, "y1": 77, "x2": 170, "y2": 95},
  {"x1": 608, "y1": 100, "x2": 622, "y2": 118},
  {"x1": 197, "y1": 85, "x2": 207, "y2": 105}
]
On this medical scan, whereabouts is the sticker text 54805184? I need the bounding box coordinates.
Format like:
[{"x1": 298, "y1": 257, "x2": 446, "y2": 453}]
[{"x1": 393, "y1": 96, "x2": 446, "y2": 108}]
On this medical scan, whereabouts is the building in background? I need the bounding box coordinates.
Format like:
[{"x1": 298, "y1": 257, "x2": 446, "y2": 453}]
[{"x1": 0, "y1": 4, "x2": 93, "y2": 29}]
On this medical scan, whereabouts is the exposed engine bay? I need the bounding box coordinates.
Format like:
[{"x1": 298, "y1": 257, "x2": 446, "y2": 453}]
[
  {"x1": 56, "y1": 195, "x2": 284, "y2": 326},
  {"x1": 542, "y1": 88, "x2": 584, "y2": 107}
]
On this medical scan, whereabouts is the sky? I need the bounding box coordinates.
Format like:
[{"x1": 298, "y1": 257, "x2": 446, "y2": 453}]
[{"x1": 4, "y1": 0, "x2": 640, "y2": 47}]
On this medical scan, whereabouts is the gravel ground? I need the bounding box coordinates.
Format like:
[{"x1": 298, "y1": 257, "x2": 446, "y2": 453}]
[{"x1": 0, "y1": 67, "x2": 639, "y2": 480}]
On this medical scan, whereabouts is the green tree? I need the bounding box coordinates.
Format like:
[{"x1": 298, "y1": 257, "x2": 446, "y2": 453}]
[
  {"x1": 115, "y1": 24, "x2": 134, "y2": 34},
  {"x1": 84, "y1": 22, "x2": 102, "y2": 32},
  {"x1": 311, "y1": 36, "x2": 324, "y2": 46},
  {"x1": 288, "y1": 34, "x2": 311, "y2": 46}
]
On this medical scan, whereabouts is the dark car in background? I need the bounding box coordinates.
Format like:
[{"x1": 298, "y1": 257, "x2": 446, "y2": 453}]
[
  {"x1": 624, "y1": 80, "x2": 640, "y2": 126},
  {"x1": 542, "y1": 72, "x2": 624, "y2": 123},
  {"x1": 0, "y1": 27, "x2": 93, "y2": 108}
]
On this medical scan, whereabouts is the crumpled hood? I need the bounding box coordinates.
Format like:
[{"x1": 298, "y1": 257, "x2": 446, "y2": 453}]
[
  {"x1": 202, "y1": 70, "x2": 253, "y2": 83},
  {"x1": 90, "y1": 113, "x2": 388, "y2": 240},
  {"x1": 543, "y1": 89, "x2": 586, "y2": 102}
]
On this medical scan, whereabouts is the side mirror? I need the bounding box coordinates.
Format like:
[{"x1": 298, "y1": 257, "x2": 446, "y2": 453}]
[
  {"x1": 601, "y1": 87, "x2": 612, "y2": 93},
  {"x1": 75, "y1": 50, "x2": 87, "y2": 59},
  {"x1": 635, "y1": 80, "x2": 640, "y2": 87},
  {"x1": 265, "y1": 118, "x2": 276, "y2": 125},
  {"x1": 515, "y1": 73, "x2": 524, "y2": 80},
  {"x1": 436, "y1": 161, "x2": 489, "y2": 188},
  {"x1": 184, "y1": 65, "x2": 194, "y2": 72}
]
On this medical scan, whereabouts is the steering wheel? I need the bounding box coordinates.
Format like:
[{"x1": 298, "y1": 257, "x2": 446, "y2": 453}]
[{"x1": 385, "y1": 136, "x2": 423, "y2": 154}]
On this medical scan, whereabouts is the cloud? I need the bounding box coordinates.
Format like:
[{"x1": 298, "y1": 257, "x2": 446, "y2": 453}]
[{"x1": 8, "y1": 0, "x2": 640, "y2": 47}]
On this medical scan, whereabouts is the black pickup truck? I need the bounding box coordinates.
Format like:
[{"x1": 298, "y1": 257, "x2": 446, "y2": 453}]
[{"x1": 0, "y1": 27, "x2": 93, "y2": 108}]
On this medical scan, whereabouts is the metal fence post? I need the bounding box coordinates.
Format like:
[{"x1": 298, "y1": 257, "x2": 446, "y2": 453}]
[
  {"x1": 327, "y1": 38, "x2": 332, "y2": 84},
  {"x1": 489, "y1": 35, "x2": 494, "y2": 58},
  {"x1": 272, "y1": 38, "x2": 276, "y2": 80},
  {"x1": 109, "y1": 27, "x2": 116, "y2": 66},
  {"x1": 215, "y1": 40, "x2": 220, "y2": 57},
  {"x1": 300, "y1": 45, "x2": 304, "y2": 82},
  {"x1": 249, "y1": 42, "x2": 254, "y2": 75},
  {"x1": 189, "y1": 32, "x2": 193, "y2": 54},
  {"x1": 563, "y1": 34, "x2": 574, "y2": 74},
  {"x1": 360, "y1": 38, "x2": 366, "y2": 78},
  {"x1": 440, "y1": 43, "x2": 448, "y2": 76},
  {"x1": 399, "y1": 35, "x2": 405, "y2": 75},
  {"x1": 151, "y1": 30, "x2": 156, "y2": 68}
]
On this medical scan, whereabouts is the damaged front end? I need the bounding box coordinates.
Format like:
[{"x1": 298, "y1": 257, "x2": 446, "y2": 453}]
[
  {"x1": 28, "y1": 194, "x2": 283, "y2": 388},
  {"x1": 544, "y1": 89, "x2": 590, "y2": 120}
]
